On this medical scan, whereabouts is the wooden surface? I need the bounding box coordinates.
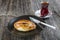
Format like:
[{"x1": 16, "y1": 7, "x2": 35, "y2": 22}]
[{"x1": 0, "y1": 0, "x2": 60, "y2": 40}]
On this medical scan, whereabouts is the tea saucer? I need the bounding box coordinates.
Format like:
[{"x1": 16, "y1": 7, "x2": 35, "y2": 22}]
[{"x1": 35, "y1": 9, "x2": 52, "y2": 18}]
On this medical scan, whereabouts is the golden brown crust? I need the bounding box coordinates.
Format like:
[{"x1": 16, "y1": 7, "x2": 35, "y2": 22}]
[{"x1": 14, "y1": 19, "x2": 36, "y2": 31}]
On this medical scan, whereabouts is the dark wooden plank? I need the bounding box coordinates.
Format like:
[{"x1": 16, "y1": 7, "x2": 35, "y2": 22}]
[
  {"x1": 0, "y1": 16, "x2": 6, "y2": 40},
  {"x1": 0, "y1": 0, "x2": 10, "y2": 15},
  {"x1": 7, "y1": 0, "x2": 33, "y2": 16},
  {"x1": 1, "y1": 0, "x2": 60, "y2": 40},
  {"x1": 0, "y1": 0, "x2": 10, "y2": 40}
]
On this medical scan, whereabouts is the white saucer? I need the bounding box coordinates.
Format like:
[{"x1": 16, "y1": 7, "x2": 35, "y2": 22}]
[{"x1": 35, "y1": 9, "x2": 52, "y2": 18}]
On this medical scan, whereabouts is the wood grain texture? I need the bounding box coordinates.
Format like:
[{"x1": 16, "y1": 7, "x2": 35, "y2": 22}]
[
  {"x1": 0, "y1": 0, "x2": 10, "y2": 40},
  {"x1": 1, "y1": 0, "x2": 60, "y2": 40},
  {"x1": 7, "y1": 0, "x2": 33, "y2": 16},
  {"x1": 0, "y1": 0, "x2": 10, "y2": 16}
]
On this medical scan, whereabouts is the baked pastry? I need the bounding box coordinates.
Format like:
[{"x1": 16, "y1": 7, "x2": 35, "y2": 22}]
[{"x1": 14, "y1": 19, "x2": 36, "y2": 31}]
